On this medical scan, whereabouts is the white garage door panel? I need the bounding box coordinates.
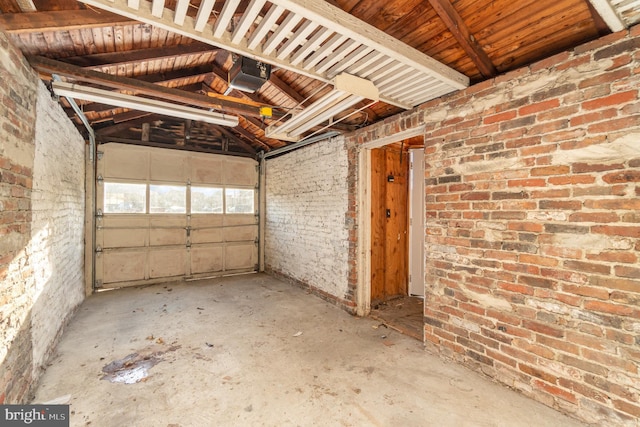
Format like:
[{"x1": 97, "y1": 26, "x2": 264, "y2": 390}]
[
  {"x1": 103, "y1": 228, "x2": 147, "y2": 248},
  {"x1": 191, "y1": 228, "x2": 224, "y2": 244},
  {"x1": 191, "y1": 216, "x2": 223, "y2": 227},
  {"x1": 224, "y1": 215, "x2": 257, "y2": 226},
  {"x1": 150, "y1": 151, "x2": 188, "y2": 182},
  {"x1": 103, "y1": 216, "x2": 150, "y2": 228},
  {"x1": 225, "y1": 244, "x2": 256, "y2": 270},
  {"x1": 150, "y1": 228, "x2": 186, "y2": 246},
  {"x1": 103, "y1": 145, "x2": 149, "y2": 180},
  {"x1": 191, "y1": 157, "x2": 223, "y2": 184},
  {"x1": 224, "y1": 225, "x2": 258, "y2": 242},
  {"x1": 95, "y1": 143, "x2": 259, "y2": 289},
  {"x1": 191, "y1": 246, "x2": 223, "y2": 274},
  {"x1": 224, "y1": 159, "x2": 257, "y2": 186},
  {"x1": 149, "y1": 249, "x2": 186, "y2": 278},
  {"x1": 103, "y1": 251, "x2": 146, "y2": 283}
]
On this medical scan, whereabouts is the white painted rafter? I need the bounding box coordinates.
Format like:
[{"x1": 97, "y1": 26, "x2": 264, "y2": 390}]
[
  {"x1": 77, "y1": 0, "x2": 469, "y2": 109},
  {"x1": 588, "y1": 0, "x2": 626, "y2": 31}
]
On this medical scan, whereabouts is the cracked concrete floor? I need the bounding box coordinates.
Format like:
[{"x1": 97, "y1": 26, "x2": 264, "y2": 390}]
[{"x1": 33, "y1": 273, "x2": 585, "y2": 426}]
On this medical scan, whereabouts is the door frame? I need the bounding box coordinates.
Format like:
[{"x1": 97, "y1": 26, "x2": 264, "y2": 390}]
[{"x1": 355, "y1": 126, "x2": 425, "y2": 316}]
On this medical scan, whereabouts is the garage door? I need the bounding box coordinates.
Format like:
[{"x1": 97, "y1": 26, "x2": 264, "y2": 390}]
[{"x1": 95, "y1": 143, "x2": 258, "y2": 289}]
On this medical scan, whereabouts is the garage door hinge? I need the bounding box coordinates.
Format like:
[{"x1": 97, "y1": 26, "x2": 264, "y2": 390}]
[
  {"x1": 95, "y1": 245, "x2": 102, "y2": 253},
  {"x1": 96, "y1": 209, "x2": 103, "y2": 218},
  {"x1": 95, "y1": 280, "x2": 103, "y2": 288},
  {"x1": 97, "y1": 151, "x2": 104, "y2": 160},
  {"x1": 97, "y1": 175, "x2": 103, "y2": 185}
]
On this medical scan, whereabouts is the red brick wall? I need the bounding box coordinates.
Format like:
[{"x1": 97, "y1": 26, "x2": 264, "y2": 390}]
[
  {"x1": 0, "y1": 32, "x2": 38, "y2": 403},
  {"x1": 347, "y1": 26, "x2": 640, "y2": 426}
]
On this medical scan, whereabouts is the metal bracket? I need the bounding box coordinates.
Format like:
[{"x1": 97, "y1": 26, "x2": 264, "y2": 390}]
[
  {"x1": 95, "y1": 280, "x2": 103, "y2": 288},
  {"x1": 97, "y1": 151, "x2": 104, "y2": 160}
]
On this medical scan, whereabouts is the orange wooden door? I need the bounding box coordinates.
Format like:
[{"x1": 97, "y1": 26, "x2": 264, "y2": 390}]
[{"x1": 370, "y1": 146, "x2": 409, "y2": 303}]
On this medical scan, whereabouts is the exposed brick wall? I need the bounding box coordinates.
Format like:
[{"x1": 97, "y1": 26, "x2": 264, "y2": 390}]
[
  {"x1": 345, "y1": 26, "x2": 640, "y2": 426},
  {"x1": 265, "y1": 138, "x2": 354, "y2": 310},
  {"x1": 0, "y1": 31, "x2": 85, "y2": 403},
  {"x1": 30, "y1": 84, "x2": 85, "y2": 373}
]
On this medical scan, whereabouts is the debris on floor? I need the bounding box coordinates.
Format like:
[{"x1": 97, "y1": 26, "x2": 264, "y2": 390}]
[{"x1": 292, "y1": 331, "x2": 303, "y2": 337}]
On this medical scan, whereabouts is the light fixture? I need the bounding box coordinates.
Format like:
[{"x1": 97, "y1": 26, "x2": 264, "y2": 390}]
[
  {"x1": 51, "y1": 81, "x2": 239, "y2": 127},
  {"x1": 265, "y1": 73, "x2": 378, "y2": 142}
]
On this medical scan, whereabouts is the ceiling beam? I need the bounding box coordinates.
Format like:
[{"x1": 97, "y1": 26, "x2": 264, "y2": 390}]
[
  {"x1": 29, "y1": 55, "x2": 265, "y2": 118},
  {"x1": 77, "y1": 0, "x2": 469, "y2": 108},
  {"x1": 217, "y1": 127, "x2": 258, "y2": 155},
  {"x1": 268, "y1": 74, "x2": 307, "y2": 106},
  {"x1": 426, "y1": 0, "x2": 497, "y2": 78},
  {"x1": 586, "y1": 0, "x2": 623, "y2": 33},
  {"x1": 0, "y1": 9, "x2": 133, "y2": 33},
  {"x1": 136, "y1": 64, "x2": 213, "y2": 84},
  {"x1": 97, "y1": 137, "x2": 255, "y2": 158},
  {"x1": 62, "y1": 43, "x2": 217, "y2": 69}
]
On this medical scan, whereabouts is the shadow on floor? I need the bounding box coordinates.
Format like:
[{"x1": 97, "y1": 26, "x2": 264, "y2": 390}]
[{"x1": 369, "y1": 295, "x2": 423, "y2": 341}]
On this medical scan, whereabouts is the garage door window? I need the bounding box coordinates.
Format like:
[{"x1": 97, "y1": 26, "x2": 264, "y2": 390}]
[
  {"x1": 225, "y1": 188, "x2": 254, "y2": 214},
  {"x1": 103, "y1": 182, "x2": 146, "y2": 214},
  {"x1": 150, "y1": 184, "x2": 187, "y2": 214},
  {"x1": 191, "y1": 186, "x2": 223, "y2": 214}
]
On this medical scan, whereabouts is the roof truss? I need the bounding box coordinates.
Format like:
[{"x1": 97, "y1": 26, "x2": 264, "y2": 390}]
[{"x1": 77, "y1": 0, "x2": 469, "y2": 109}]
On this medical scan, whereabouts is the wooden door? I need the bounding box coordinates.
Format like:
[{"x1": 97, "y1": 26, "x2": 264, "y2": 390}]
[{"x1": 370, "y1": 145, "x2": 409, "y2": 303}]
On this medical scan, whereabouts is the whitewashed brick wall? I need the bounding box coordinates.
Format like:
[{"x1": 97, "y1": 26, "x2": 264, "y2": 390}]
[
  {"x1": 30, "y1": 83, "x2": 85, "y2": 374},
  {"x1": 265, "y1": 138, "x2": 350, "y2": 300}
]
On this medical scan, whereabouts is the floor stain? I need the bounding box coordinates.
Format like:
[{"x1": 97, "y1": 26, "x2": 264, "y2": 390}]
[{"x1": 101, "y1": 345, "x2": 180, "y2": 384}]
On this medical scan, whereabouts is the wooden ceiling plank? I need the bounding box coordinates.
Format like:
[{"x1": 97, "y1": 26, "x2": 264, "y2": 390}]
[
  {"x1": 194, "y1": 0, "x2": 216, "y2": 31},
  {"x1": 29, "y1": 55, "x2": 265, "y2": 118},
  {"x1": 231, "y1": 0, "x2": 267, "y2": 44},
  {"x1": 0, "y1": 10, "x2": 134, "y2": 34},
  {"x1": 213, "y1": 0, "x2": 240, "y2": 38},
  {"x1": 248, "y1": 3, "x2": 286, "y2": 49},
  {"x1": 275, "y1": 20, "x2": 318, "y2": 59},
  {"x1": 151, "y1": 0, "x2": 165, "y2": 17},
  {"x1": 262, "y1": 12, "x2": 304, "y2": 55},
  {"x1": 426, "y1": 0, "x2": 497, "y2": 78}
]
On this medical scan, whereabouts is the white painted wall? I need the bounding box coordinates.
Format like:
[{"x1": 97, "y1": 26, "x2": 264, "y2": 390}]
[
  {"x1": 30, "y1": 83, "x2": 85, "y2": 373},
  {"x1": 265, "y1": 138, "x2": 350, "y2": 300}
]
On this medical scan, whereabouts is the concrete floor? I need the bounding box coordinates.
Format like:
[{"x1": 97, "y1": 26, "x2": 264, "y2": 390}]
[{"x1": 33, "y1": 273, "x2": 585, "y2": 427}]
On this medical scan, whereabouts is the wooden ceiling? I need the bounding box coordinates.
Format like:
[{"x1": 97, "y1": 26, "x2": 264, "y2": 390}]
[{"x1": 0, "y1": 0, "x2": 638, "y2": 157}]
